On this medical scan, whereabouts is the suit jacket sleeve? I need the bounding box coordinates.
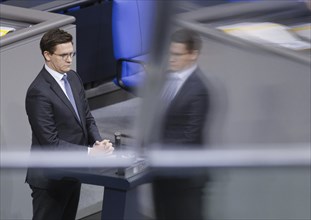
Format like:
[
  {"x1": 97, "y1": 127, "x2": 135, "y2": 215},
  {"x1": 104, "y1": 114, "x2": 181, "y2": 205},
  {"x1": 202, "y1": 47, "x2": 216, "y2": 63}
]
[
  {"x1": 181, "y1": 90, "x2": 208, "y2": 144},
  {"x1": 76, "y1": 72, "x2": 102, "y2": 145},
  {"x1": 162, "y1": 72, "x2": 209, "y2": 145},
  {"x1": 26, "y1": 87, "x2": 87, "y2": 151},
  {"x1": 166, "y1": 89, "x2": 208, "y2": 145},
  {"x1": 25, "y1": 70, "x2": 102, "y2": 151}
]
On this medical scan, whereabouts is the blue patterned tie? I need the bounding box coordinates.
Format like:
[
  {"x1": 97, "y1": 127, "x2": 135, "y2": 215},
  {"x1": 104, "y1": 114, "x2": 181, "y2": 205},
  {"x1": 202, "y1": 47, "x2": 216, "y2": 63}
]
[{"x1": 62, "y1": 75, "x2": 80, "y2": 121}]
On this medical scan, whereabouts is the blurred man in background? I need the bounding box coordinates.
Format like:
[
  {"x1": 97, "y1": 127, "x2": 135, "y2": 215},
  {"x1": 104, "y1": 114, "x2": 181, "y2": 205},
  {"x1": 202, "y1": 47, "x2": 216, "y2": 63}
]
[{"x1": 153, "y1": 28, "x2": 209, "y2": 220}]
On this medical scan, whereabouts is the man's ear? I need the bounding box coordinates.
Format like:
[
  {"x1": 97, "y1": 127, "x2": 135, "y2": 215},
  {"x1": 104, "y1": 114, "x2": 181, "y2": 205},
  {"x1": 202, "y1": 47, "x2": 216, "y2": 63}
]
[
  {"x1": 43, "y1": 51, "x2": 51, "y2": 61},
  {"x1": 190, "y1": 50, "x2": 199, "y2": 61}
]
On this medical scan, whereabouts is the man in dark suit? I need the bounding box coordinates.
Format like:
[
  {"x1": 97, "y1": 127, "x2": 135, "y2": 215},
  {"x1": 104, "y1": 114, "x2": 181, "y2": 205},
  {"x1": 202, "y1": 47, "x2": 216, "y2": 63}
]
[
  {"x1": 25, "y1": 28, "x2": 113, "y2": 220},
  {"x1": 153, "y1": 29, "x2": 209, "y2": 220}
]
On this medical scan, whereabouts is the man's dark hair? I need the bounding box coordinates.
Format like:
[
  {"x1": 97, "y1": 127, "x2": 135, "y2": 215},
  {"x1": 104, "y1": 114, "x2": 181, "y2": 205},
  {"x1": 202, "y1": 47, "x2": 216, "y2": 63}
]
[
  {"x1": 40, "y1": 28, "x2": 73, "y2": 56},
  {"x1": 171, "y1": 29, "x2": 202, "y2": 52}
]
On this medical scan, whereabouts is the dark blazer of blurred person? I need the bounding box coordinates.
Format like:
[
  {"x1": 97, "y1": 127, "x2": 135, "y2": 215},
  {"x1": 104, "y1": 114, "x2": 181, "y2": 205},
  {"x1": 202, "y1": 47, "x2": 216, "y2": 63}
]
[
  {"x1": 153, "y1": 29, "x2": 209, "y2": 220},
  {"x1": 25, "y1": 29, "x2": 112, "y2": 220}
]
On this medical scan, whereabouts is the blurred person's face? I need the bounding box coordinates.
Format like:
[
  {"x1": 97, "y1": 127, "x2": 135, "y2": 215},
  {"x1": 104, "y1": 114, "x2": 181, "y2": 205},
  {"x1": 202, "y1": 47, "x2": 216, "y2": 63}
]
[
  {"x1": 43, "y1": 42, "x2": 74, "y2": 74},
  {"x1": 169, "y1": 42, "x2": 198, "y2": 72}
]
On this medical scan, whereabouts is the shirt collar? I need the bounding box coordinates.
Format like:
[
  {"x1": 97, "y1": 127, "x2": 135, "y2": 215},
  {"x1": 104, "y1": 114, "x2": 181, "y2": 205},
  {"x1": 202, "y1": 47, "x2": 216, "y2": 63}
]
[
  {"x1": 45, "y1": 64, "x2": 66, "y2": 82},
  {"x1": 170, "y1": 63, "x2": 197, "y2": 80}
]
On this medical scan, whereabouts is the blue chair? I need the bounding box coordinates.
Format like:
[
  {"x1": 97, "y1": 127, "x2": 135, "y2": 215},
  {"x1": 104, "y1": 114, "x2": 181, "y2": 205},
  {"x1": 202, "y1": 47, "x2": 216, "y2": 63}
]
[{"x1": 112, "y1": 0, "x2": 156, "y2": 91}]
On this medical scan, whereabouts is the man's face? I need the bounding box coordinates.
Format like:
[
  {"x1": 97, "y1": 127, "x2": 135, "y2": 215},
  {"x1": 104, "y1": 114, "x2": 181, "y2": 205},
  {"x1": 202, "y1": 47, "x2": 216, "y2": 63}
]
[
  {"x1": 44, "y1": 42, "x2": 74, "y2": 73},
  {"x1": 168, "y1": 42, "x2": 198, "y2": 72}
]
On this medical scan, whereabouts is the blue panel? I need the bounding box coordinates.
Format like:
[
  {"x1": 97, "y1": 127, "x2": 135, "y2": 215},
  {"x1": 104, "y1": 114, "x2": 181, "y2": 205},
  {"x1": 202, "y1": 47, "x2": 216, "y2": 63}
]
[
  {"x1": 119, "y1": 71, "x2": 145, "y2": 87},
  {"x1": 112, "y1": 0, "x2": 156, "y2": 58},
  {"x1": 122, "y1": 54, "x2": 148, "y2": 78},
  {"x1": 67, "y1": 6, "x2": 80, "y2": 12},
  {"x1": 112, "y1": 0, "x2": 141, "y2": 58},
  {"x1": 112, "y1": 0, "x2": 156, "y2": 89},
  {"x1": 137, "y1": 0, "x2": 156, "y2": 53}
]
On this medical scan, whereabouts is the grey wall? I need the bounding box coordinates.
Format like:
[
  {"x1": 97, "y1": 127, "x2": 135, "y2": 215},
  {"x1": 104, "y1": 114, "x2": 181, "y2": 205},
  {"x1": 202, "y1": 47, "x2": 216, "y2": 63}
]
[
  {"x1": 199, "y1": 37, "x2": 310, "y2": 145},
  {"x1": 198, "y1": 36, "x2": 310, "y2": 219}
]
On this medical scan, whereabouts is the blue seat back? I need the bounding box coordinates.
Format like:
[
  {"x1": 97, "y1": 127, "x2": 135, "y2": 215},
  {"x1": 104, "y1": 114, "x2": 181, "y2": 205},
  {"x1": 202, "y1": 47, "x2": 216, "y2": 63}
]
[{"x1": 112, "y1": 0, "x2": 156, "y2": 88}]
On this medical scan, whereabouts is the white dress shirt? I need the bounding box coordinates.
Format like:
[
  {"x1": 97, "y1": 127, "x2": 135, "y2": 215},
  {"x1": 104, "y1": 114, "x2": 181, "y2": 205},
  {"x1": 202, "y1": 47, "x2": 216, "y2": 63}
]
[
  {"x1": 45, "y1": 64, "x2": 69, "y2": 99},
  {"x1": 162, "y1": 63, "x2": 198, "y2": 103},
  {"x1": 45, "y1": 64, "x2": 93, "y2": 153}
]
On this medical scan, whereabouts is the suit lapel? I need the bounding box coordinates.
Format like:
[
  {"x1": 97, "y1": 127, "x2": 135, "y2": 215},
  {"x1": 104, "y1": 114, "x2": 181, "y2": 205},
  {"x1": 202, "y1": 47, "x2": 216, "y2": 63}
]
[
  {"x1": 42, "y1": 69, "x2": 82, "y2": 126},
  {"x1": 170, "y1": 71, "x2": 194, "y2": 105},
  {"x1": 66, "y1": 73, "x2": 87, "y2": 131},
  {"x1": 168, "y1": 70, "x2": 200, "y2": 113}
]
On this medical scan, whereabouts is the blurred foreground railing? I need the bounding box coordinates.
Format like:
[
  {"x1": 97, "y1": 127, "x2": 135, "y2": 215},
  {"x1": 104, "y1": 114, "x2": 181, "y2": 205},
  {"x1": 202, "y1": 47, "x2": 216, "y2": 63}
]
[{"x1": 1, "y1": 143, "x2": 310, "y2": 169}]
